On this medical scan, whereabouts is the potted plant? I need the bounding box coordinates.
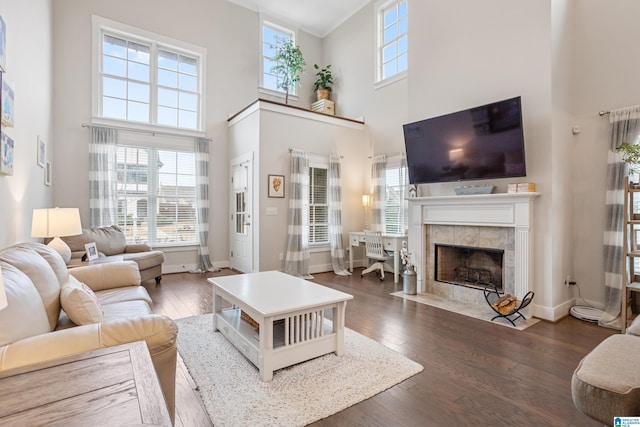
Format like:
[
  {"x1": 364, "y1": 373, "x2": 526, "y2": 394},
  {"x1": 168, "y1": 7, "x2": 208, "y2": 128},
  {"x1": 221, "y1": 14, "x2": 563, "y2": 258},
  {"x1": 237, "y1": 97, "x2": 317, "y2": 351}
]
[
  {"x1": 313, "y1": 64, "x2": 333, "y2": 101},
  {"x1": 269, "y1": 39, "x2": 306, "y2": 104},
  {"x1": 616, "y1": 142, "x2": 640, "y2": 175}
]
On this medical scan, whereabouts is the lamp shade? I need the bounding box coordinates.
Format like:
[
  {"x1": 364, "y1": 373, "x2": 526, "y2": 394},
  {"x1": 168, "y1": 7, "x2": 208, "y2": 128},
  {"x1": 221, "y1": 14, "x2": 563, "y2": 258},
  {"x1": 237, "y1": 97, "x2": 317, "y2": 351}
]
[
  {"x1": 31, "y1": 208, "x2": 82, "y2": 238},
  {"x1": 0, "y1": 265, "x2": 6, "y2": 310},
  {"x1": 31, "y1": 208, "x2": 82, "y2": 263}
]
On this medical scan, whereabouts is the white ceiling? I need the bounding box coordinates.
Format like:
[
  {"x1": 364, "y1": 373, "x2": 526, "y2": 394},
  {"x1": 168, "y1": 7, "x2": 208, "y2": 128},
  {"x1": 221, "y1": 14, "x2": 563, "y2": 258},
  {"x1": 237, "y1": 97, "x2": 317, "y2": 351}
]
[{"x1": 226, "y1": 0, "x2": 371, "y2": 38}]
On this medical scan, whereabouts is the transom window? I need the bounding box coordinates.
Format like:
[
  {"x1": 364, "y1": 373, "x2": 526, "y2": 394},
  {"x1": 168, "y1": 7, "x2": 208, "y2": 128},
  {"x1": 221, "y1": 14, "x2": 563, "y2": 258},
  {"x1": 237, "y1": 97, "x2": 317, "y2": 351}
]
[
  {"x1": 261, "y1": 20, "x2": 296, "y2": 95},
  {"x1": 116, "y1": 145, "x2": 198, "y2": 246},
  {"x1": 93, "y1": 16, "x2": 206, "y2": 132},
  {"x1": 377, "y1": 0, "x2": 408, "y2": 82},
  {"x1": 309, "y1": 166, "x2": 329, "y2": 245}
]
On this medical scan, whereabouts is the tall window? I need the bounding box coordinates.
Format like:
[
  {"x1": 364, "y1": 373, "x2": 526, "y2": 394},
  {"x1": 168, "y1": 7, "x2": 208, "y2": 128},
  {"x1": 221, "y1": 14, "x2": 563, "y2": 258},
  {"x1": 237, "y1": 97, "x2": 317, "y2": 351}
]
[
  {"x1": 93, "y1": 16, "x2": 206, "y2": 131},
  {"x1": 116, "y1": 145, "x2": 198, "y2": 246},
  {"x1": 384, "y1": 159, "x2": 408, "y2": 235},
  {"x1": 377, "y1": 0, "x2": 408, "y2": 82},
  {"x1": 261, "y1": 20, "x2": 295, "y2": 95},
  {"x1": 309, "y1": 166, "x2": 329, "y2": 245}
]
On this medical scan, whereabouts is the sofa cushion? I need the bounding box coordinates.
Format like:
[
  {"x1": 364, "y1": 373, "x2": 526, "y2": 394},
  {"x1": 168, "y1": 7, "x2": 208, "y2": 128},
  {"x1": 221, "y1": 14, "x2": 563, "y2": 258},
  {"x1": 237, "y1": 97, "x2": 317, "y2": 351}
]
[
  {"x1": 123, "y1": 251, "x2": 165, "y2": 271},
  {"x1": 60, "y1": 276, "x2": 104, "y2": 325},
  {"x1": 0, "y1": 262, "x2": 51, "y2": 346},
  {"x1": 96, "y1": 286, "x2": 153, "y2": 307},
  {"x1": 102, "y1": 300, "x2": 152, "y2": 321},
  {"x1": 0, "y1": 244, "x2": 64, "y2": 330},
  {"x1": 63, "y1": 226, "x2": 127, "y2": 256},
  {"x1": 572, "y1": 334, "x2": 640, "y2": 423}
]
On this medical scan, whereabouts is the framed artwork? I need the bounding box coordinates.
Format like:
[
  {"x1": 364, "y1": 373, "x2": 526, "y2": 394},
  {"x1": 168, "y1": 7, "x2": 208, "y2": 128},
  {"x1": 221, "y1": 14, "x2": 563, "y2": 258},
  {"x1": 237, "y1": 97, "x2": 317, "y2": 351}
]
[
  {"x1": 0, "y1": 16, "x2": 6, "y2": 72},
  {"x1": 37, "y1": 136, "x2": 45, "y2": 167},
  {"x1": 84, "y1": 242, "x2": 99, "y2": 261},
  {"x1": 2, "y1": 78, "x2": 13, "y2": 127},
  {"x1": 44, "y1": 161, "x2": 51, "y2": 186},
  {"x1": 0, "y1": 131, "x2": 13, "y2": 176},
  {"x1": 268, "y1": 174, "x2": 285, "y2": 198}
]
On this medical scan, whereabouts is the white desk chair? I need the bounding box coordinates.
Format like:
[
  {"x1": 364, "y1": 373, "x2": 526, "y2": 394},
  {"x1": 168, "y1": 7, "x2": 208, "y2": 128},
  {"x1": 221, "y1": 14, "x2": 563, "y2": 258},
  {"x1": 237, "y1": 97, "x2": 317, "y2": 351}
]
[{"x1": 361, "y1": 230, "x2": 394, "y2": 280}]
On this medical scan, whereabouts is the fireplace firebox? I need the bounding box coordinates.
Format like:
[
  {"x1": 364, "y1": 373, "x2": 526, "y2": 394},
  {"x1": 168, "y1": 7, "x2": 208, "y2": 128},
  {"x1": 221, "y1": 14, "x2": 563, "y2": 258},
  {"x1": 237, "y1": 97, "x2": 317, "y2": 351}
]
[{"x1": 435, "y1": 244, "x2": 504, "y2": 292}]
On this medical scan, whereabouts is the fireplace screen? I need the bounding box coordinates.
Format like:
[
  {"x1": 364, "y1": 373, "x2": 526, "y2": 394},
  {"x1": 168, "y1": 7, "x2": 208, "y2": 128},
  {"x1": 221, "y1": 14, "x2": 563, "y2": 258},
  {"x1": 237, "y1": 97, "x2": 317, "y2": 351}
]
[{"x1": 435, "y1": 244, "x2": 504, "y2": 292}]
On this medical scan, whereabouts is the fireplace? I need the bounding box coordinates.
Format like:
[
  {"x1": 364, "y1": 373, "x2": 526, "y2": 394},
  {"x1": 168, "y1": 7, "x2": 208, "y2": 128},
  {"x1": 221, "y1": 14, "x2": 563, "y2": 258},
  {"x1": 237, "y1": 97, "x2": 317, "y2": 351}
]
[
  {"x1": 435, "y1": 244, "x2": 504, "y2": 292},
  {"x1": 407, "y1": 193, "x2": 539, "y2": 308}
]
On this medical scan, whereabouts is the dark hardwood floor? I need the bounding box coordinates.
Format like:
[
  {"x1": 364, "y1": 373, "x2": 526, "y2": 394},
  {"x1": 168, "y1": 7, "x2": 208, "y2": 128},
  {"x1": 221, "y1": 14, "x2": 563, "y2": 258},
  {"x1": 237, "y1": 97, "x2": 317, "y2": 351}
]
[{"x1": 144, "y1": 269, "x2": 615, "y2": 427}]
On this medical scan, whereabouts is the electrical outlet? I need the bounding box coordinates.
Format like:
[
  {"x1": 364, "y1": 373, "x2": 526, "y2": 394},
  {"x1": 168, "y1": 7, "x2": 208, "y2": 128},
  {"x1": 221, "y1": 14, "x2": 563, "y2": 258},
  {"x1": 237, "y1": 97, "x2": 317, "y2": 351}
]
[{"x1": 279, "y1": 253, "x2": 284, "y2": 261}]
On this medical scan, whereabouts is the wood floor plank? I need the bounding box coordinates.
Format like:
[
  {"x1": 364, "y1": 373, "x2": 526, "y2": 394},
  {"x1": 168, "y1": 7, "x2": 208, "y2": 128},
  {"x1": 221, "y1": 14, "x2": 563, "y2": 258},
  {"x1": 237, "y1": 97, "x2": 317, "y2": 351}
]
[{"x1": 146, "y1": 269, "x2": 615, "y2": 426}]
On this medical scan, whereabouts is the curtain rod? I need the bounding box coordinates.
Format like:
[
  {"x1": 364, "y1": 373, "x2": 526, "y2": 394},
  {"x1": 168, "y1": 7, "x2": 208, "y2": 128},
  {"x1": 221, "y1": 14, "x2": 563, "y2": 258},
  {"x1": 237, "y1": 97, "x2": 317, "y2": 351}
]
[
  {"x1": 599, "y1": 111, "x2": 610, "y2": 116},
  {"x1": 288, "y1": 148, "x2": 343, "y2": 159},
  {"x1": 81, "y1": 123, "x2": 212, "y2": 141},
  {"x1": 368, "y1": 152, "x2": 406, "y2": 159}
]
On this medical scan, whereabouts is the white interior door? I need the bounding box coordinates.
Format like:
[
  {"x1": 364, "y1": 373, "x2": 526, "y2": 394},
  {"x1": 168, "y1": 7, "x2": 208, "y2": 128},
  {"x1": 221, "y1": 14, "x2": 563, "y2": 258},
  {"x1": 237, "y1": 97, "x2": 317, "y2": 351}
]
[{"x1": 230, "y1": 153, "x2": 254, "y2": 272}]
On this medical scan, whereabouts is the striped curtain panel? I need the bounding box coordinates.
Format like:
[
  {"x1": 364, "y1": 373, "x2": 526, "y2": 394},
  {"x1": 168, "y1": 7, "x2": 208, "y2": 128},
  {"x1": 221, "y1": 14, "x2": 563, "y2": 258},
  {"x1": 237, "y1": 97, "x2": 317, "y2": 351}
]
[
  {"x1": 193, "y1": 137, "x2": 216, "y2": 272},
  {"x1": 284, "y1": 150, "x2": 311, "y2": 278},
  {"x1": 89, "y1": 126, "x2": 118, "y2": 227},
  {"x1": 328, "y1": 155, "x2": 351, "y2": 276},
  {"x1": 600, "y1": 106, "x2": 640, "y2": 329},
  {"x1": 370, "y1": 155, "x2": 386, "y2": 232}
]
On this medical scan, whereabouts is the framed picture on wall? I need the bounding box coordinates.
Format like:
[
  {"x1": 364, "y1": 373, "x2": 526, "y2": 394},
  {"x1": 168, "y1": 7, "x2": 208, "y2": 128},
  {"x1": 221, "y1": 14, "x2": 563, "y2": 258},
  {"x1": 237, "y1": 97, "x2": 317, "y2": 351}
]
[
  {"x1": 268, "y1": 174, "x2": 285, "y2": 198},
  {"x1": 0, "y1": 131, "x2": 13, "y2": 176},
  {"x1": 44, "y1": 161, "x2": 51, "y2": 186},
  {"x1": 37, "y1": 136, "x2": 45, "y2": 167},
  {"x1": 0, "y1": 15, "x2": 6, "y2": 72}
]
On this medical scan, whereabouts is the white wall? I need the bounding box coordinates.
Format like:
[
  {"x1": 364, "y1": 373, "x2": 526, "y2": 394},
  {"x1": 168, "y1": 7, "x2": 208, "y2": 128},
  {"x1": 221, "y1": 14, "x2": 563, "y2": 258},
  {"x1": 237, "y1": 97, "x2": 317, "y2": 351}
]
[
  {"x1": 322, "y1": 0, "x2": 588, "y2": 320},
  {"x1": 571, "y1": 0, "x2": 640, "y2": 306},
  {"x1": 0, "y1": 0, "x2": 53, "y2": 248},
  {"x1": 51, "y1": 0, "x2": 323, "y2": 271}
]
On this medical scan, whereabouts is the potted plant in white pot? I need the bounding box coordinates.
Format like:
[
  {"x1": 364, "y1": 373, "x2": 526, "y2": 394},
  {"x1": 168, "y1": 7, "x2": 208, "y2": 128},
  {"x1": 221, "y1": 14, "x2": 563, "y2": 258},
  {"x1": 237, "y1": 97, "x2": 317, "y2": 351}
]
[
  {"x1": 269, "y1": 39, "x2": 306, "y2": 104},
  {"x1": 313, "y1": 64, "x2": 333, "y2": 101}
]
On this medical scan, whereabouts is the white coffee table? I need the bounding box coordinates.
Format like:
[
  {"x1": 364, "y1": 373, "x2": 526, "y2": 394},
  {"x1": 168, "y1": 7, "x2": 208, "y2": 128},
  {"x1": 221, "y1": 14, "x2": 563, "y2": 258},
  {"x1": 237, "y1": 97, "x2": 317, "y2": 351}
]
[{"x1": 209, "y1": 271, "x2": 353, "y2": 381}]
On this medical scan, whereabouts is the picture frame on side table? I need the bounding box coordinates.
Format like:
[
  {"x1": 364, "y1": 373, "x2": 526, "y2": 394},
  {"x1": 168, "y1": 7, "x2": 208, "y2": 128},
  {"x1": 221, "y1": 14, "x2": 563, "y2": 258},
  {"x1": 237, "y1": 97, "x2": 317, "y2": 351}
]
[
  {"x1": 44, "y1": 161, "x2": 51, "y2": 186},
  {"x1": 268, "y1": 174, "x2": 285, "y2": 198},
  {"x1": 84, "y1": 242, "x2": 99, "y2": 261},
  {"x1": 37, "y1": 136, "x2": 45, "y2": 167}
]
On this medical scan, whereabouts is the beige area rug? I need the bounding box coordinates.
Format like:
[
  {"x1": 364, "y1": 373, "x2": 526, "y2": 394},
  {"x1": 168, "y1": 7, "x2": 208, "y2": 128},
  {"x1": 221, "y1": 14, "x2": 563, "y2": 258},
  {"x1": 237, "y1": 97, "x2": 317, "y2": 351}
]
[
  {"x1": 176, "y1": 314, "x2": 423, "y2": 427},
  {"x1": 391, "y1": 291, "x2": 540, "y2": 331}
]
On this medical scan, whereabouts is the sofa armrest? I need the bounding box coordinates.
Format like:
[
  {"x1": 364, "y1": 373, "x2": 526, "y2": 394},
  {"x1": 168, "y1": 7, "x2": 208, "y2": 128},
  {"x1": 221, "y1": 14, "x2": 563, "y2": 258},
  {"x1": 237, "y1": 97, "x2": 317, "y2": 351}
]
[
  {"x1": 0, "y1": 315, "x2": 176, "y2": 370},
  {"x1": 68, "y1": 261, "x2": 141, "y2": 291},
  {"x1": 0, "y1": 315, "x2": 178, "y2": 420},
  {"x1": 125, "y1": 243, "x2": 152, "y2": 253}
]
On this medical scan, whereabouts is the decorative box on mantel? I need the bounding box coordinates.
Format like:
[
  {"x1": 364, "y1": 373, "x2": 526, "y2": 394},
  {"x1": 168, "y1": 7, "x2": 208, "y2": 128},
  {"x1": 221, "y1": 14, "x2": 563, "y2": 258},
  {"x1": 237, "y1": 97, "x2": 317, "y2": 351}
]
[{"x1": 311, "y1": 99, "x2": 335, "y2": 116}]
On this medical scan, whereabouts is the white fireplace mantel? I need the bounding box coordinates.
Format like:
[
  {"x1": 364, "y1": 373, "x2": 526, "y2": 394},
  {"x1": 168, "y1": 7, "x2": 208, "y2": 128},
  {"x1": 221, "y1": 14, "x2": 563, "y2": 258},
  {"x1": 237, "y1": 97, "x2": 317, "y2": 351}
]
[{"x1": 408, "y1": 192, "x2": 540, "y2": 296}]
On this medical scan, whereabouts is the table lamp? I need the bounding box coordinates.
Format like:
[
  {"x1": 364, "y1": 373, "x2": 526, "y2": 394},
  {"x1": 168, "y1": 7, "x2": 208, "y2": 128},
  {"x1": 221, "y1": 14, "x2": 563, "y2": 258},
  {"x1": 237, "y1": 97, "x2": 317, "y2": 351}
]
[
  {"x1": 361, "y1": 194, "x2": 371, "y2": 230},
  {"x1": 31, "y1": 207, "x2": 82, "y2": 263},
  {"x1": 0, "y1": 265, "x2": 6, "y2": 310}
]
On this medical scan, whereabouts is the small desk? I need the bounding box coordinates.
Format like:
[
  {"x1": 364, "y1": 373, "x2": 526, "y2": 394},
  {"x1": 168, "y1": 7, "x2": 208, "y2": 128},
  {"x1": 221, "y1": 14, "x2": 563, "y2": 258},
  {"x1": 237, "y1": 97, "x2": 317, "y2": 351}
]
[
  {"x1": 0, "y1": 341, "x2": 171, "y2": 426},
  {"x1": 348, "y1": 231, "x2": 406, "y2": 283}
]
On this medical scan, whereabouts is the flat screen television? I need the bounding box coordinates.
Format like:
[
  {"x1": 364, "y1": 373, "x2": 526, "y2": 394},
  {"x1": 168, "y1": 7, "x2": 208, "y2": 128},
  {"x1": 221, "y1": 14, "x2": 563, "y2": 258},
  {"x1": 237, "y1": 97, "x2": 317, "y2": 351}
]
[{"x1": 403, "y1": 96, "x2": 526, "y2": 184}]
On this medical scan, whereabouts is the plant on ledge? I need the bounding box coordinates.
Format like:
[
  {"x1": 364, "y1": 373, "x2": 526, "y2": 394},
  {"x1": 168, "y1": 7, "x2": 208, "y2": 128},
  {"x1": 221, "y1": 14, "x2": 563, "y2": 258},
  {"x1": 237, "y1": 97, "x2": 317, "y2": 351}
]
[
  {"x1": 270, "y1": 39, "x2": 306, "y2": 104},
  {"x1": 313, "y1": 64, "x2": 333, "y2": 101}
]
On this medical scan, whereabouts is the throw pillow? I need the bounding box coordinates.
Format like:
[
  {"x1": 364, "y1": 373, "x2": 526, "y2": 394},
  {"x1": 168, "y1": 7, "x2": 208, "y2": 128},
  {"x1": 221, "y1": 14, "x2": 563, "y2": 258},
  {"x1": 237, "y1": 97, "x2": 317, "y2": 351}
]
[{"x1": 60, "y1": 276, "x2": 103, "y2": 325}]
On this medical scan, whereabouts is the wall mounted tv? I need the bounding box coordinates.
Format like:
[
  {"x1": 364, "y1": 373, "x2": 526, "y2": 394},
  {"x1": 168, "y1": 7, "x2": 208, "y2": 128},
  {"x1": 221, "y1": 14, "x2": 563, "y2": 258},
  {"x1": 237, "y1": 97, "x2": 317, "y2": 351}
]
[{"x1": 403, "y1": 96, "x2": 526, "y2": 184}]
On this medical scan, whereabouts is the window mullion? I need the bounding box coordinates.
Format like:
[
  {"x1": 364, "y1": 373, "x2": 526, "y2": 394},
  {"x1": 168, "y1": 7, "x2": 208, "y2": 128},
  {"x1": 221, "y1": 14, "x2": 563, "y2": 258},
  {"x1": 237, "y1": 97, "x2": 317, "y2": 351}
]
[
  {"x1": 148, "y1": 149, "x2": 159, "y2": 245},
  {"x1": 150, "y1": 42, "x2": 159, "y2": 126}
]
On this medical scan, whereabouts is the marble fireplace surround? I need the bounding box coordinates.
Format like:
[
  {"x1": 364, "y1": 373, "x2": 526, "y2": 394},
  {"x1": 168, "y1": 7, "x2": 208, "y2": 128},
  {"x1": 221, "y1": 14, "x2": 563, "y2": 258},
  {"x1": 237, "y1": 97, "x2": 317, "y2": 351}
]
[{"x1": 407, "y1": 193, "x2": 540, "y2": 306}]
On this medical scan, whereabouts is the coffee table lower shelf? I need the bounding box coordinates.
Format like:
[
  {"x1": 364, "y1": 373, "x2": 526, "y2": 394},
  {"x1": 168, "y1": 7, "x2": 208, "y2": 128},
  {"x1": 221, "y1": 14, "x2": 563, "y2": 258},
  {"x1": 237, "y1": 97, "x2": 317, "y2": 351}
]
[{"x1": 215, "y1": 306, "x2": 341, "y2": 381}]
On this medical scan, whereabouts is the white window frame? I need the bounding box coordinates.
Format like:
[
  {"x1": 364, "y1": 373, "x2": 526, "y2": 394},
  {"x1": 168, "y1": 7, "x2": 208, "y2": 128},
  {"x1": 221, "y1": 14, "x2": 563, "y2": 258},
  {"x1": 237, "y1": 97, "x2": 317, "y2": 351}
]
[
  {"x1": 309, "y1": 158, "x2": 329, "y2": 249},
  {"x1": 374, "y1": 0, "x2": 408, "y2": 88},
  {"x1": 115, "y1": 131, "x2": 199, "y2": 248},
  {"x1": 259, "y1": 17, "x2": 299, "y2": 102},
  {"x1": 91, "y1": 15, "x2": 207, "y2": 136},
  {"x1": 384, "y1": 155, "x2": 408, "y2": 235}
]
